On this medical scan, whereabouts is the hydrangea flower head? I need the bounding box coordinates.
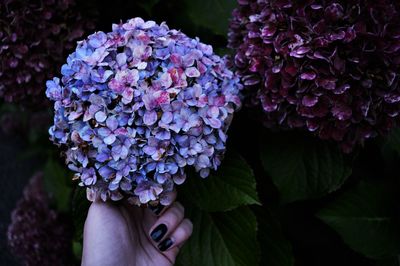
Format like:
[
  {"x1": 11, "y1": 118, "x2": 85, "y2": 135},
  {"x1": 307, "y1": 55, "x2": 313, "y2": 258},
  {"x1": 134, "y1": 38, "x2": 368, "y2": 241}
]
[
  {"x1": 0, "y1": 0, "x2": 95, "y2": 106},
  {"x1": 7, "y1": 173, "x2": 73, "y2": 266},
  {"x1": 47, "y1": 18, "x2": 242, "y2": 205},
  {"x1": 229, "y1": 0, "x2": 400, "y2": 152}
]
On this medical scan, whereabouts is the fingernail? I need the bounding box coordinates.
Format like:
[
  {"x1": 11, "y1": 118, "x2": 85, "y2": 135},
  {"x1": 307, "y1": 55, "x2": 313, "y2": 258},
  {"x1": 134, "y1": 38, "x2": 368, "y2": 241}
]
[
  {"x1": 149, "y1": 204, "x2": 165, "y2": 216},
  {"x1": 150, "y1": 224, "x2": 167, "y2": 242},
  {"x1": 158, "y1": 238, "x2": 173, "y2": 251}
]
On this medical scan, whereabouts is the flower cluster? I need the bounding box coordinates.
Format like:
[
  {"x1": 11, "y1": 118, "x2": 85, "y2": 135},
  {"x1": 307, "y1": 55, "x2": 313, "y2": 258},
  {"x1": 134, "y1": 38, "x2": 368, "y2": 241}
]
[
  {"x1": 47, "y1": 18, "x2": 242, "y2": 204},
  {"x1": 229, "y1": 0, "x2": 400, "y2": 152},
  {"x1": 7, "y1": 173, "x2": 73, "y2": 266},
  {"x1": 0, "y1": 0, "x2": 95, "y2": 106}
]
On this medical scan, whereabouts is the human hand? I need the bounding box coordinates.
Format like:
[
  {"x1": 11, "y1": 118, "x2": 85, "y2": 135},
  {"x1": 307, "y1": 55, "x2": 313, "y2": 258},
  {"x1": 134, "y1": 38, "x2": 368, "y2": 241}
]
[{"x1": 81, "y1": 198, "x2": 193, "y2": 266}]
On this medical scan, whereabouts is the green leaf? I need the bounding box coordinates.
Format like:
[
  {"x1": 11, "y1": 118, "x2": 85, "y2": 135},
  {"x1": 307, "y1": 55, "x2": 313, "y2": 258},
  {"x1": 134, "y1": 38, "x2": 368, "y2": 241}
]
[
  {"x1": 72, "y1": 240, "x2": 83, "y2": 260},
  {"x1": 260, "y1": 132, "x2": 352, "y2": 203},
  {"x1": 72, "y1": 187, "x2": 91, "y2": 242},
  {"x1": 181, "y1": 151, "x2": 260, "y2": 212},
  {"x1": 377, "y1": 257, "x2": 400, "y2": 266},
  {"x1": 176, "y1": 206, "x2": 260, "y2": 266},
  {"x1": 214, "y1": 47, "x2": 233, "y2": 57},
  {"x1": 382, "y1": 128, "x2": 400, "y2": 161},
  {"x1": 136, "y1": 0, "x2": 160, "y2": 15},
  {"x1": 43, "y1": 158, "x2": 72, "y2": 212},
  {"x1": 317, "y1": 181, "x2": 400, "y2": 259},
  {"x1": 255, "y1": 207, "x2": 294, "y2": 266},
  {"x1": 184, "y1": 0, "x2": 237, "y2": 36},
  {"x1": 383, "y1": 128, "x2": 400, "y2": 153}
]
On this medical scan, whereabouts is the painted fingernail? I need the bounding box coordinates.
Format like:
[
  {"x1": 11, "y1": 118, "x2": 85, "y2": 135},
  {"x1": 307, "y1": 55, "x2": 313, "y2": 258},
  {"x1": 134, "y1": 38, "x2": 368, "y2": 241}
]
[
  {"x1": 149, "y1": 204, "x2": 165, "y2": 216},
  {"x1": 150, "y1": 224, "x2": 167, "y2": 242},
  {"x1": 158, "y1": 238, "x2": 173, "y2": 251}
]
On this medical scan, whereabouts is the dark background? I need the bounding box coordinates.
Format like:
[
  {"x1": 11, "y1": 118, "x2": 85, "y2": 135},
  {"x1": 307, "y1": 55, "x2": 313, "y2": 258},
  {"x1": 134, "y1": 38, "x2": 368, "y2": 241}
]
[
  {"x1": 1, "y1": 1, "x2": 399, "y2": 265},
  {"x1": 0, "y1": 133, "x2": 41, "y2": 265}
]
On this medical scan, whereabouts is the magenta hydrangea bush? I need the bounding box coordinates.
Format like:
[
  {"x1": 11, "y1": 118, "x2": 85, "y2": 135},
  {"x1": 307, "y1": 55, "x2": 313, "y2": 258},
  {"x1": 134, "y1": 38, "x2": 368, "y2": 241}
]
[
  {"x1": 229, "y1": 0, "x2": 400, "y2": 152},
  {"x1": 46, "y1": 18, "x2": 242, "y2": 205},
  {"x1": 0, "y1": 0, "x2": 94, "y2": 105},
  {"x1": 7, "y1": 173, "x2": 72, "y2": 266}
]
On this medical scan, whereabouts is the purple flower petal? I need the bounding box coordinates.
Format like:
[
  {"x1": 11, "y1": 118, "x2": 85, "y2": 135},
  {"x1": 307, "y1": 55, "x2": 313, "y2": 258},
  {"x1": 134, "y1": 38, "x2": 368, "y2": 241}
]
[
  {"x1": 208, "y1": 118, "x2": 222, "y2": 129},
  {"x1": 185, "y1": 67, "x2": 201, "y2": 78},
  {"x1": 302, "y1": 95, "x2": 319, "y2": 107},
  {"x1": 161, "y1": 112, "x2": 173, "y2": 124},
  {"x1": 95, "y1": 111, "x2": 107, "y2": 123},
  {"x1": 207, "y1": 106, "x2": 219, "y2": 118},
  {"x1": 97, "y1": 151, "x2": 110, "y2": 162},
  {"x1": 114, "y1": 128, "x2": 128, "y2": 136},
  {"x1": 106, "y1": 116, "x2": 119, "y2": 131},
  {"x1": 300, "y1": 71, "x2": 317, "y2": 80},
  {"x1": 99, "y1": 166, "x2": 114, "y2": 179},
  {"x1": 143, "y1": 145, "x2": 157, "y2": 155},
  {"x1": 98, "y1": 127, "x2": 112, "y2": 137},
  {"x1": 88, "y1": 32, "x2": 107, "y2": 48},
  {"x1": 143, "y1": 110, "x2": 158, "y2": 126},
  {"x1": 104, "y1": 134, "x2": 117, "y2": 145}
]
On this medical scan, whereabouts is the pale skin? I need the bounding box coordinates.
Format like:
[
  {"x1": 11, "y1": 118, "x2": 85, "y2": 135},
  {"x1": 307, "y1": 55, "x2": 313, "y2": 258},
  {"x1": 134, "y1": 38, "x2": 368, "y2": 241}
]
[{"x1": 81, "y1": 197, "x2": 193, "y2": 266}]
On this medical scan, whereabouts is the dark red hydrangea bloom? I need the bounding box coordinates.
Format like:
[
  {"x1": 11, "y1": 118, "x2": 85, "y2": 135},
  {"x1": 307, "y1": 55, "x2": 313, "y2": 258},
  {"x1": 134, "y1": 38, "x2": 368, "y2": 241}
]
[
  {"x1": 0, "y1": 0, "x2": 95, "y2": 106},
  {"x1": 7, "y1": 173, "x2": 73, "y2": 266},
  {"x1": 229, "y1": 0, "x2": 400, "y2": 152}
]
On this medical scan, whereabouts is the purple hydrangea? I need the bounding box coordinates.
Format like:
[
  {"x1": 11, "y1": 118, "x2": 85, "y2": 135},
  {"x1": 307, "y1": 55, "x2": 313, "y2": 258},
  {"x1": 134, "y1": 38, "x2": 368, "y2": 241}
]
[
  {"x1": 228, "y1": 0, "x2": 400, "y2": 152},
  {"x1": 0, "y1": 0, "x2": 95, "y2": 106},
  {"x1": 7, "y1": 173, "x2": 73, "y2": 266},
  {"x1": 46, "y1": 18, "x2": 242, "y2": 205}
]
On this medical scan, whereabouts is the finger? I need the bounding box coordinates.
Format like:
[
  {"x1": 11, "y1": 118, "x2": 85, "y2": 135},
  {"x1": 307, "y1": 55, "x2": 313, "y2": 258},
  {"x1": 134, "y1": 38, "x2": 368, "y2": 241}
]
[
  {"x1": 162, "y1": 246, "x2": 180, "y2": 264},
  {"x1": 148, "y1": 202, "x2": 184, "y2": 243},
  {"x1": 147, "y1": 189, "x2": 177, "y2": 216},
  {"x1": 148, "y1": 203, "x2": 166, "y2": 216},
  {"x1": 158, "y1": 218, "x2": 193, "y2": 252},
  {"x1": 82, "y1": 202, "x2": 131, "y2": 266}
]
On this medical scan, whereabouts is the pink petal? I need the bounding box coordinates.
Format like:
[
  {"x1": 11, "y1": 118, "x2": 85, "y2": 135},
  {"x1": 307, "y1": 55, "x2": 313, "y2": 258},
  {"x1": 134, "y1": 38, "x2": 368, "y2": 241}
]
[{"x1": 185, "y1": 67, "x2": 201, "y2": 78}]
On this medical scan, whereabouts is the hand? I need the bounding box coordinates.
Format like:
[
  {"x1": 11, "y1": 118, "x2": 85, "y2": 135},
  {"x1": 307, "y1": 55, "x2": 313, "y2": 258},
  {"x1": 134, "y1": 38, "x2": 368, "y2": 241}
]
[{"x1": 81, "y1": 198, "x2": 193, "y2": 266}]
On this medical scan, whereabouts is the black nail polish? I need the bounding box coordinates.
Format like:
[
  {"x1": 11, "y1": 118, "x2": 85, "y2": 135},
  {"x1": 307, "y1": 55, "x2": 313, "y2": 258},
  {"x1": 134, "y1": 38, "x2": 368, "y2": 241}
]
[
  {"x1": 149, "y1": 204, "x2": 165, "y2": 216},
  {"x1": 158, "y1": 238, "x2": 173, "y2": 251},
  {"x1": 150, "y1": 224, "x2": 167, "y2": 242}
]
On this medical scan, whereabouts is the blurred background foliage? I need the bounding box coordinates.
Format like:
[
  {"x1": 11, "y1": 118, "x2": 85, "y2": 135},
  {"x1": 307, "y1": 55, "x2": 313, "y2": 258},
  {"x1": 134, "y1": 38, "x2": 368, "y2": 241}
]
[{"x1": 0, "y1": 0, "x2": 399, "y2": 265}]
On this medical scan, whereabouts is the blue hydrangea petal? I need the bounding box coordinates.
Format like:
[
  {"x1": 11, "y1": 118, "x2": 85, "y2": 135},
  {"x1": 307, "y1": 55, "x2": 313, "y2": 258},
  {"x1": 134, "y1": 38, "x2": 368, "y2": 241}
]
[{"x1": 46, "y1": 18, "x2": 242, "y2": 204}]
